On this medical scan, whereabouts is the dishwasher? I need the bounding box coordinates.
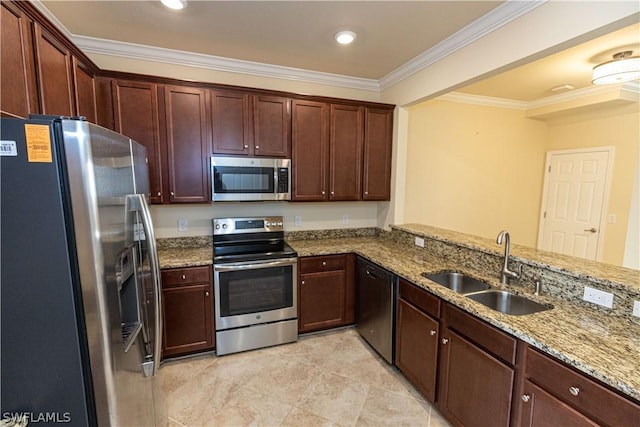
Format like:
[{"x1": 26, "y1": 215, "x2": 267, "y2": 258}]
[{"x1": 356, "y1": 257, "x2": 396, "y2": 364}]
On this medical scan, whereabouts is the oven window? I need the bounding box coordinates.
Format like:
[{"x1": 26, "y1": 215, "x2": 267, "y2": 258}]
[
  {"x1": 214, "y1": 166, "x2": 274, "y2": 193},
  {"x1": 218, "y1": 265, "x2": 293, "y2": 316}
]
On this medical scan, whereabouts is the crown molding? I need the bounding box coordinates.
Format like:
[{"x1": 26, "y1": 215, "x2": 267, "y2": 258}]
[
  {"x1": 30, "y1": 0, "x2": 544, "y2": 94},
  {"x1": 73, "y1": 35, "x2": 382, "y2": 92},
  {"x1": 378, "y1": 0, "x2": 547, "y2": 90}
]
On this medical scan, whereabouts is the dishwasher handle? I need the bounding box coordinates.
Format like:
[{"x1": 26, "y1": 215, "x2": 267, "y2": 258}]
[{"x1": 365, "y1": 268, "x2": 380, "y2": 280}]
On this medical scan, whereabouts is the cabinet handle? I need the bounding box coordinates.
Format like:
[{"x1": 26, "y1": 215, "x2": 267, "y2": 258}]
[
  {"x1": 521, "y1": 394, "x2": 531, "y2": 403},
  {"x1": 255, "y1": 145, "x2": 260, "y2": 149},
  {"x1": 430, "y1": 330, "x2": 436, "y2": 336},
  {"x1": 569, "y1": 386, "x2": 580, "y2": 396},
  {"x1": 205, "y1": 291, "x2": 209, "y2": 297},
  {"x1": 441, "y1": 338, "x2": 449, "y2": 344},
  {"x1": 244, "y1": 145, "x2": 249, "y2": 149},
  {"x1": 181, "y1": 274, "x2": 186, "y2": 280}
]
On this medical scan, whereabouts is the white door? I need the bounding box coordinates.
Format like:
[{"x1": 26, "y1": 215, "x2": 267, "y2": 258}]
[{"x1": 537, "y1": 147, "x2": 614, "y2": 261}]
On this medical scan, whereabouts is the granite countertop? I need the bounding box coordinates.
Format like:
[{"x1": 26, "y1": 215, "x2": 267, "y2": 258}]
[{"x1": 157, "y1": 235, "x2": 640, "y2": 402}]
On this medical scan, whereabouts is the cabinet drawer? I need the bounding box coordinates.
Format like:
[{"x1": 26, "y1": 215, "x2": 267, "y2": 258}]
[
  {"x1": 525, "y1": 346, "x2": 640, "y2": 426},
  {"x1": 299, "y1": 254, "x2": 346, "y2": 273},
  {"x1": 161, "y1": 266, "x2": 211, "y2": 287},
  {"x1": 443, "y1": 303, "x2": 516, "y2": 365},
  {"x1": 398, "y1": 278, "x2": 440, "y2": 319}
]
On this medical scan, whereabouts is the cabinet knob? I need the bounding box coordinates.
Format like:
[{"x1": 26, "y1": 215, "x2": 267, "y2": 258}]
[
  {"x1": 441, "y1": 338, "x2": 449, "y2": 345},
  {"x1": 244, "y1": 145, "x2": 249, "y2": 149},
  {"x1": 157, "y1": 192, "x2": 161, "y2": 197},
  {"x1": 181, "y1": 274, "x2": 186, "y2": 280},
  {"x1": 569, "y1": 386, "x2": 580, "y2": 396},
  {"x1": 321, "y1": 191, "x2": 326, "y2": 195},
  {"x1": 521, "y1": 394, "x2": 531, "y2": 403},
  {"x1": 170, "y1": 191, "x2": 175, "y2": 197},
  {"x1": 331, "y1": 191, "x2": 335, "y2": 195},
  {"x1": 430, "y1": 330, "x2": 436, "y2": 336},
  {"x1": 322, "y1": 261, "x2": 327, "y2": 266},
  {"x1": 301, "y1": 280, "x2": 305, "y2": 285},
  {"x1": 205, "y1": 291, "x2": 209, "y2": 297},
  {"x1": 255, "y1": 145, "x2": 260, "y2": 149},
  {"x1": 364, "y1": 191, "x2": 368, "y2": 195}
]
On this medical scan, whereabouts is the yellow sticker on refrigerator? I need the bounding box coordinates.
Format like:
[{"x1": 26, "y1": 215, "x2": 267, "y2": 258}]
[{"x1": 25, "y1": 124, "x2": 53, "y2": 163}]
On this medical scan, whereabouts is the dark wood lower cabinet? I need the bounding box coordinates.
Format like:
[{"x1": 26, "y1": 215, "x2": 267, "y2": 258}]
[
  {"x1": 298, "y1": 254, "x2": 355, "y2": 333},
  {"x1": 395, "y1": 298, "x2": 439, "y2": 402},
  {"x1": 438, "y1": 329, "x2": 514, "y2": 427},
  {"x1": 519, "y1": 380, "x2": 599, "y2": 427},
  {"x1": 161, "y1": 266, "x2": 214, "y2": 358}
]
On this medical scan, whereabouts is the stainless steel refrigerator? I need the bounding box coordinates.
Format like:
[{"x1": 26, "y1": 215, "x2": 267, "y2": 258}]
[{"x1": 1, "y1": 116, "x2": 164, "y2": 426}]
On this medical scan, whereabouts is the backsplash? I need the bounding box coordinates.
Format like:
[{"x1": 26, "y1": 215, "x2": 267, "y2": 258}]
[
  {"x1": 156, "y1": 236, "x2": 212, "y2": 249},
  {"x1": 285, "y1": 227, "x2": 379, "y2": 241}
]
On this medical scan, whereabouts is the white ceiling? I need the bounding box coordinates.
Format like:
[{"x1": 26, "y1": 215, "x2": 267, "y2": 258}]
[{"x1": 38, "y1": 1, "x2": 639, "y2": 101}]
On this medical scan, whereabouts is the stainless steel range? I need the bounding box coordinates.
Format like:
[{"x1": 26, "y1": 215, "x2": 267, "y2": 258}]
[{"x1": 213, "y1": 216, "x2": 298, "y2": 355}]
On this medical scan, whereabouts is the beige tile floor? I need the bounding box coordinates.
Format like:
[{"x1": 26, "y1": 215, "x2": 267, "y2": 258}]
[{"x1": 158, "y1": 328, "x2": 452, "y2": 427}]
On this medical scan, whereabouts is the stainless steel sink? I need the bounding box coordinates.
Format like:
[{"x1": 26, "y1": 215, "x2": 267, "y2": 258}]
[
  {"x1": 422, "y1": 271, "x2": 491, "y2": 294},
  {"x1": 465, "y1": 290, "x2": 551, "y2": 315}
]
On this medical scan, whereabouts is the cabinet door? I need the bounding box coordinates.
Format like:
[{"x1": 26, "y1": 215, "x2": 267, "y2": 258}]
[
  {"x1": 291, "y1": 100, "x2": 328, "y2": 201},
  {"x1": 211, "y1": 89, "x2": 252, "y2": 156},
  {"x1": 329, "y1": 104, "x2": 363, "y2": 200},
  {"x1": 163, "y1": 85, "x2": 211, "y2": 203},
  {"x1": 162, "y1": 283, "x2": 214, "y2": 357},
  {"x1": 112, "y1": 80, "x2": 164, "y2": 203},
  {"x1": 33, "y1": 23, "x2": 74, "y2": 116},
  {"x1": 299, "y1": 270, "x2": 346, "y2": 333},
  {"x1": 1, "y1": 1, "x2": 38, "y2": 117},
  {"x1": 72, "y1": 56, "x2": 97, "y2": 123},
  {"x1": 362, "y1": 108, "x2": 393, "y2": 200},
  {"x1": 438, "y1": 329, "x2": 514, "y2": 427},
  {"x1": 519, "y1": 380, "x2": 599, "y2": 427},
  {"x1": 253, "y1": 95, "x2": 291, "y2": 157},
  {"x1": 395, "y1": 298, "x2": 439, "y2": 403}
]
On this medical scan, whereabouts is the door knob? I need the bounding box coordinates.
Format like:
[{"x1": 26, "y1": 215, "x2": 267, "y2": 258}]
[{"x1": 584, "y1": 227, "x2": 597, "y2": 233}]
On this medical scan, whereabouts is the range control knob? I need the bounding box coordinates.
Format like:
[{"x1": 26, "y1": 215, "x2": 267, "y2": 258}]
[
  {"x1": 215, "y1": 224, "x2": 220, "y2": 230},
  {"x1": 222, "y1": 224, "x2": 228, "y2": 229}
]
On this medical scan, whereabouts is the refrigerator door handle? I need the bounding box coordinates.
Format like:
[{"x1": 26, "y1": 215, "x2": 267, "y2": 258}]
[{"x1": 134, "y1": 193, "x2": 163, "y2": 377}]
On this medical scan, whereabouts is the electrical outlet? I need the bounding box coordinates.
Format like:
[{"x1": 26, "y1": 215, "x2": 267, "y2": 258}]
[
  {"x1": 414, "y1": 237, "x2": 425, "y2": 248},
  {"x1": 583, "y1": 286, "x2": 614, "y2": 309},
  {"x1": 342, "y1": 214, "x2": 349, "y2": 225},
  {"x1": 294, "y1": 216, "x2": 302, "y2": 227},
  {"x1": 633, "y1": 301, "x2": 640, "y2": 318},
  {"x1": 178, "y1": 218, "x2": 188, "y2": 232}
]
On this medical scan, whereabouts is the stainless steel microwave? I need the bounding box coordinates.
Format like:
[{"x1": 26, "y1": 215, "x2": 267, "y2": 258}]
[{"x1": 211, "y1": 156, "x2": 291, "y2": 201}]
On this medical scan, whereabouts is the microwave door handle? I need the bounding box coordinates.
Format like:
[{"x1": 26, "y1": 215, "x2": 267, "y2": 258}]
[
  {"x1": 273, "y1": 167, "x2": 279, "y2": 193},
  {"x1": 134, "y1": 194, "x2": 162, "y2": 377}
]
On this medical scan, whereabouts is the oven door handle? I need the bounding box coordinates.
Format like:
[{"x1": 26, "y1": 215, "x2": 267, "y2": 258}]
[{"x1": 214, "y1": 258, "x2": 297, "y2": 272}]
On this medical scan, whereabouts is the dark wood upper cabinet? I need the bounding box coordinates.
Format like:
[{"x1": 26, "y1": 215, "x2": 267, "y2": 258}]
[
  {"x1": 291, "y1": 100, "x2": 329, "y2": 201},
  {"x1": 111, "y1": 80, "x2": 164, "y2": 204},
  {"x1": 162, "y1": 85, "x2": 211, "y2": 203},
  {"x1": 253, "y1": 95, "x2": 291, "y2": 157},
  {"x1": 362, "y1": 108, "x2": 393, "y2": 200},
  {"x1": 33, "y1": 23, "x2": 74, "y2": 116},
  {"x1": 1, "y1": 1, "x2": 38, "y2": 118},
  {"x1": 211, "y1": 89, "x2": 252, "y2": 156},
  {"x1": 72, "y1": 57, "x2": 97, "y2": 123},
  {"x1": 329, "y1": 104, "x2": 364, "y2": 201}
]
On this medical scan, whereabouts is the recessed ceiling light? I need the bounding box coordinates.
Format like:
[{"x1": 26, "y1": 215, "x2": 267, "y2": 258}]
[
  {"x1": 161, "y1": 0, "x2": 187, "y2": 10},
  {"x1": 335, "y1": 31, "x2": 357, "y2": 45}
]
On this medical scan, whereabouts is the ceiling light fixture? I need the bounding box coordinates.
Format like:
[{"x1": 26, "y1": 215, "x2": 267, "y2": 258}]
[
  {"x1": 592, "y1": 51, "x2": 640, "y2": 85},
  {"x1": 161, "y1": 0, "x2": 187, "y2": 10},
  {"x1": 335, "y1": 31, "x2": 357, "y2": 45}
]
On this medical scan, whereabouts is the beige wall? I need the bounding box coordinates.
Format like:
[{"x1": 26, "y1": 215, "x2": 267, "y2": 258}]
[
  {"x1": 547, "y1": 111, "x2": 639, "y2": 265},
  {"x1": 404, "y1": 100, "x2": 549, "y2": 246}
]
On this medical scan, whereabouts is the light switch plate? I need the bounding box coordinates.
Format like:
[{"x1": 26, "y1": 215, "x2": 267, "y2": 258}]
[
  {"x1": 178, "y1": 218, "x2": 188, "y2": 232},
  {"x1": 294, "y1": 216, "x2": 302, "y2": 227},
  {"x1": 342, "y1": 214, "x2": 349, "y2": 225},
  {"x1": 583, "y1": 286, "x2": 614, "y2": 309},
  {"x1": 633, "y1": 301, "x2": 640, "y2": 317},
  {"x1": 414, "y1": 237, "x2": 425, "y2": 248}
]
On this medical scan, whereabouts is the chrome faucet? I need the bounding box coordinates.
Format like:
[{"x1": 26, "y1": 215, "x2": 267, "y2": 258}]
[{"x1": 496, "y1": 230, "x2": 522, "y2": 284}]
